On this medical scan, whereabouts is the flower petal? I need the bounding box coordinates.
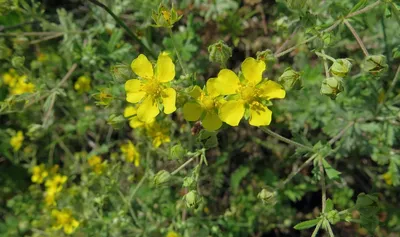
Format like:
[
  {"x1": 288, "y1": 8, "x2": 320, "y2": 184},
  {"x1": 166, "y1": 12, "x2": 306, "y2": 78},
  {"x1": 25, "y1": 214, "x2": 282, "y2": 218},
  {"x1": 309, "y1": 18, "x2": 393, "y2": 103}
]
[
  {"x1": 129, "y1": 117, "x2": 146, "y2": 128},
  {"x1": 183, "y1": 102, "x2": 203, "y2": 121},
  {"x1": 206, "y1": 78, "x2": 220, "y2": 98},
  {"x1": 214, "y1": 69, "x2": 240, "y2": 95},
  {"x1": 161, "y1": 88, "x2": 176, "y2": 114},
  {"x1": 124, "y1": 106, "x2": 137, "y2": 118},
  {"x1": 125, "y1": 79, "x2": 146, "y2": 103},
  {"x1": 258, "y1": 80, "x2": 286, "y2": 99},
  {"x1": 137, "y1": 96, "x2": 160, "y2": 123},
  {"x1": 156, "y1": 52, "x2": 175, "y2": 82},
  {"x1": 241, "y1": 57, "x2": 266, "y2": 85},
  {"x1": 188, "y1": 85, "x2": 203, "y2": 99},
  {"x1": 202, "y1": 111, "x2": 222, "y2": 131},
  {"x1": 131, "y1": 54, "x2": 153, "y2": 79},
  {"x1": 249, "y1": 102, "x2": 272, "y2": 126},
  {"x1": 218, "y1": 100, "x2": 245, "y2": 126}
]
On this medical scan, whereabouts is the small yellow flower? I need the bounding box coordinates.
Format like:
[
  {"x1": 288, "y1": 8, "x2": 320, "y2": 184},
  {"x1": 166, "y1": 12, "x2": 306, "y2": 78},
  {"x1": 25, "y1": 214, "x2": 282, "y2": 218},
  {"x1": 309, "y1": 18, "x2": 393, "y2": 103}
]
[
  {"x1": 9, "y1": 75, "x2": 35, "y2": 95},
  {"x1": 51, "y1": 209, "x2": 80, "y2": 235},
  {"x1": 183, "y1": 80, "x2": 223, "y2": 131},
  {"x1": 210, "y1": 57, "x2": 285, "y2": 126},
  {"x1": 145, "y1": 122, "x2": 171, "y2": 148},
  {"x1": 166, "y1": 231, "x2": 179, "y2": 237},
  {"x1": 120, "y1": 141, "x2": 140, "y2": 167},
  {"x1": 74, "y1": 75, "x2": 91, "y2": 93},
  {"x1": 123, "y1": 105, "x2": 150, "y2": 128},
  {"x1": 10, "y1": 131, "x2": 24, "y2": 151},
  {"x1": 125, "y1": 52, "x2": 176, "y2": 123},
  {"x1": 44, "y1": 174, "x2": 67, "y2": 206},
  {"x1": 382, "y1": 172, "x2": 393, "y2": 186},
  {"x1": 88, "y1": 155, "x2": 106, "y2": 174},
  {"x1": 31, "y1": 164, "x2": 48, "y2": 184},
  {"x1": 2, "y1": 69, "x2": 18, "y2": 87}
]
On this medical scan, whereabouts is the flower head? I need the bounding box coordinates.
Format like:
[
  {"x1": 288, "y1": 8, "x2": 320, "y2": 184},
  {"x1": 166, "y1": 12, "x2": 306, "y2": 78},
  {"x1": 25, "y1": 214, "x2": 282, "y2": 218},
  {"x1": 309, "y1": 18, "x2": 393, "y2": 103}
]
[
  {"x1": 120, "y1": 141, "x2": 140, "y2": 167},
  {"x1": 74, "y1": 75, "x2": 91, "y2": 93},
  {"x1": 183, "y1": 80, "x2": 223, "y2": 131},
  {"x1": 31, "y1": 164, "x2": 48, "y2": 184},
  {"x1": 209, "y1": 57, "x2": 285, "y2": 127},
  {"x1": 10, "y1": 131, "x2": 24, "y2": 151},
  {"x1": 9, "y1": 75, "x2": 35, "y2": 95},
  {"x1": 88, "y1": 155, "x2": 106, "y2": 174},
  {"x1": 125, "y1": 53, "x2": 176, "y2": 123},
  {"x1": 52, "y1": 209, "x2": 80, "y2": 235},
  {"x1": 146, "y1": 122, "x2": 171, "y2": 148},
  {"x1": 44, "y1": 174, "x2": 67, "y2": 206}
]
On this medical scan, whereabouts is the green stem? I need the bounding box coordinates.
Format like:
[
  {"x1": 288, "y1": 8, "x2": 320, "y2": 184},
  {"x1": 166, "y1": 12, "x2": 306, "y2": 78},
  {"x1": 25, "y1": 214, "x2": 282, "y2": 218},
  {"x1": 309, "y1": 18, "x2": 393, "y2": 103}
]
[
  {"x1": 318, "y1": 155, "x2": 327, "y2": 213},
  {"x1": 88, "y1": 0, "x2": 156, "y2": 59},
  {"x1": 168, "y1": 28, "x2": 187, "y2": 75},
  {"x1": 344, "y1": 20, "x2": 369, "y2": 56},
  {"x1": 118, "y1": 189, "x2": 140, "y2": 226},
  {"x1": 378, "y1": 65, "x2": 400, "y2": 112},
  {"x1": 280, "y1": 154, "x2": 317, "y2": 188},
  {"x1": 171, "y1": 157, "x2": 195, "y2": 175},
  {"x1": 311, "y1": 220, "x2": 323, "y2": 237},
  {"x1": 320, "y1": 50, "x2": 331, "y2": 78},
  {"x1": 260, "y1": 127, "x2": 313, "y2": 151},
  {"x1": 128, "y1": 172, "x2": 148, "y2": 202},
  {"x1": 315, "y1": 51, "x2": 336, "y2": 64},
  {"x1": 326, "y1": 222, "x2": 335, "y2": 237}
]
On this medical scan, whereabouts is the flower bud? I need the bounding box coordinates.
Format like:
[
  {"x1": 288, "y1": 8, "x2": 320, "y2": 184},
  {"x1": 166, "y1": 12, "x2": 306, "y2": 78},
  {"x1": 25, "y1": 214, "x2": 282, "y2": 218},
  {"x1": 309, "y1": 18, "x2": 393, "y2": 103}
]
[
  {"x1": 184, "y1": 190, "x2": 202, "y2": 209},
  {"x1": 327, "y1": 210, "x2": 340, "y2": 225},
  {"x1": 257, "y1": 49, "x2": 276, "y2": 67},
  {"x1": 110, "y1": 64, "x2": 131, "y2": 83},
  {"x1": 363, "y1": 55, "x2": 388, "y2": 76},
  {"x1": 208, "y1": 40, "x2": 232, "y2": 68},
  {"x1": 93, "y1": 88, "x2": 114, "y2": 107},
  {"x1": 257, "y1": 188, "x2": 277, "y2": 206},
  {"x1": 169, "y1": 144, "x2": 186, "y2": 160},
  {"x1": 153, "y1": 170, "x2": 171, "y2": 186},
  {"x1": 320, "y1": 77, "x2": 344, "y2": 100},
  {"x1": 278, "y1": 67, "x2": 302, "y2": 91},
  {"x1": 152, "y1": 5, "x2": 182, "y2": 28},
  {"x1": 27, "y1": 124, "x2": 45, "y2": 140},
  {"x1": 107, "y1": 114, "x2": 125, "y2": 129},
  {"x1": 183, "y1": 177, "x2": 196, "y2": 189},
  {"x1": 330, "y1": 59, "x2": 352, "y2": 77},
  {"x1": 11, "y1": 56, "x2": 25, "y2": 69}
]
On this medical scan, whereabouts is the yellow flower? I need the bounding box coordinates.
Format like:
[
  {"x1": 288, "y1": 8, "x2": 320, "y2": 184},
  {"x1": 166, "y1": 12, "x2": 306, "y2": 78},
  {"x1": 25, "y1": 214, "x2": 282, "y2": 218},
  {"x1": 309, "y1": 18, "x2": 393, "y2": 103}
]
[
  {"x1": 88, "y1": 155, "x2": 106, "y2": 174},
  {"x1": 44, "y1": 174, "x2": 67, "y2": 206},
  {"x1": 2, "y1": 69, "x2": 18, "y2": 87},
  {"x1": 123, "y1": 105, "x2": 150, "y2": 128},
  {"x1": 31, "y1": 164, "x2": 48, "y2": 184},
  {"x1": 10, "y1": 131, "x2": 24, "y2": 151},
  {"x1": 382, "y1": 172, "x2": 393, "y2": 186},
  {"x1": 210, "y1": 57, "x2": 285, "y2": 126},
  {"x1": 120, "y1": 141, "x2": 140, "y2": 167},
  {"x1": 183, "y1": 79, "x2": 223, "y2": 131},
  {"x1": 74, "y1": 75, "x2": 91, "y2": 93},
  {"x1": 51, "y1": 209, "x2": 80, "y2": 235},
  {"x1": 125, "y1": 52, "x2": 176, "y2": 123},
  {"x1": 166, "y1": 231, "x2": 179, "y2": 237},
  {"x1": 145, "y1": 122, "x2": 171, "y2": 148},
  {"x1": 9, "y1": 75, "x2": 35, "y2": 95}
]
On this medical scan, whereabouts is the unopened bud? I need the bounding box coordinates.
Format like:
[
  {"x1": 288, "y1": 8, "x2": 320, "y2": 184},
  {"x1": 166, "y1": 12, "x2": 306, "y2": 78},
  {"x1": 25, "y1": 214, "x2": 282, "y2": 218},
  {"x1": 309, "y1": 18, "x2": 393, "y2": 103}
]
[
  {"x1": 208, "y1": 40, "x2": 232, "y2": 68},
  {"x1": 320, "y1": 77, "x2": 344, "y2": 100},
  {"x1": 153, "y1": 170, "x2": 171, "y2": 186},
  {"x1": 278, "y1": 67, "x2": 302, "y2": 91},
  {"x1": 183, "y1": 177, "x2": 196, "y2": 189},
  {"x1": 111, "y1": 64, "x2": 131, "y2": 83},
  {"x1": 107, "y1": 114, "x2": 125, "y2": 129},
  {"x1": 257, "y1": 188, "x2": 277, "y2": 206},
  {"x1": 152, "y1": 5, "x2": 182, "y2": 28},
  {"x1": 257, "y1": 49, "x2": 276, "y2": 67},
  {"x1": 169, "y1": 144, "x2": 186, "y2": 160},
  {"x1": 184, "y1": 190, "x2": 202, "y2": 209},
  {"x1": 363, "y1": 55, "x2": 388, "y2": 76},
  {"x1": 330, "y1": 59, "x2": 352, "y2": 77},
  {"x1": 11, "y1": 56, "x2": 25, "y2": 69}
]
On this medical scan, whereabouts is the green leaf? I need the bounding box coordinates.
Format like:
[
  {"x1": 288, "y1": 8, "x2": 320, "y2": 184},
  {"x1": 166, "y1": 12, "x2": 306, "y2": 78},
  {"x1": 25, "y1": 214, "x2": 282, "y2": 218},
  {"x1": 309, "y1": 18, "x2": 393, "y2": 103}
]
[
  {"x1": 325, "y1": 198, "x2": 334, "y2": 212},
  {"x1": 355, "y1": 193, "x2": 379, "y2": 208},
  {"x1": 323, "y1": 159, "x2": 341, "y2": 180},
  {"x1": 349, "y1": 0, "x2": 367, "y2": 14},
  {"x1": 294, "y1": 218, "x2": 321, "y2": 230},
  {"x1": 230, "y1": 166, "x2": 250, "y2": 193}
]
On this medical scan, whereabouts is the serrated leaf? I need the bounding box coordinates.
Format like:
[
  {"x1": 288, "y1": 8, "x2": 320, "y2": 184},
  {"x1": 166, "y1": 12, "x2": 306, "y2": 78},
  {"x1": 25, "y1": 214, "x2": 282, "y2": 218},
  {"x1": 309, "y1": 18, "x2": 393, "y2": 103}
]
[
  {"x1": 230, "y1": 166, "x2": 250, "y2": 193},
  {"x1": 294, "y1": 218, "x2": 321, "y2": 230}
]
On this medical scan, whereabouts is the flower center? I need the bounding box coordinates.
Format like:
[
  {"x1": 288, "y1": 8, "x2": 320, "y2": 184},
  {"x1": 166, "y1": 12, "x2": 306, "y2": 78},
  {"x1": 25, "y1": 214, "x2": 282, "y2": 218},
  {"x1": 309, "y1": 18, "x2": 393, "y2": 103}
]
[
  {"x1": 239, "y1": 84, "x2": 258, "y2": 103},
  {"x1": 142, "y1": 78, "x2": 162, "y2": 96},
  {"x1": 200, "y1": 94, "x2": 215, "y2": 110}
]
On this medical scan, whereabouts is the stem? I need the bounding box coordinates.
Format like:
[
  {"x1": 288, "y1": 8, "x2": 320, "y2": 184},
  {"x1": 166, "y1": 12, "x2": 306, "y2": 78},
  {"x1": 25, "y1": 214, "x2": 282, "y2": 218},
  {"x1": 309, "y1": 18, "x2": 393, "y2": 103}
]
[
  {"x1": 29, "y1": 33, "x2": 64, "y2": 44},
  {"x1": 118, "y1": 189, "x2": 140, "y2": 226},
  {"x1": 378, "y1": 65, "x2": 400, "y2": 111},
  {"x1": 280, "y1": 154, "x2": 317, "y2": 188},
  {"x1": 344, "y1": 20, "x2": 369, "y2": 56},
  {"x1": 260, "y1": 127, "x2": 313, "y2": 151},
  {"x1": 328, "y1": 121, "x2": 355, "y2": 145},
  {"x1": 320, "y1": 50, "x2": 331, "y2": 78},
  {"x1": 129, "y1": 172, "x2": 148, "y2": 202},
  {"x1": 346, "y1": 0, "x2": 381, "y2": 19},
  {"x1": 171, "y1": 157, "x2": 195, "y2": 175},
  {"x1": 311, "y1": 220, "x2": 323, "y2": 237},
  {"x1": 168, "y1": 28, "x2": 187, "y2": 75},
  {"x1": 326, "y1": 222, "x2": 335, "y2": 237},
  {"x1": 318, "y1": 155, "x2": 327, "y2": 213},
  {"x1": 275, "y1": 25, "x2": 299, "y2": 55},
  {"x1": 88, "y1": 0, "x2": 156, "y2": 59}
]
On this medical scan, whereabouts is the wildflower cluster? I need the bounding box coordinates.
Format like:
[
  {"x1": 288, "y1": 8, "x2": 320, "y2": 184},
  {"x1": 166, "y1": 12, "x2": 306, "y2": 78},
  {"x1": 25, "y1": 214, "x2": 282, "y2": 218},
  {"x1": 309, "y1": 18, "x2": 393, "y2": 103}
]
[
  {"x1": 1, "y1": 68, "x2": 35, "y2": 95},
  {"x1": 124, "y1": 53, "x2": 286, "y2": 131},
  {"x1": 87, "y1": 155, "x2": 107, "y2": 175}
]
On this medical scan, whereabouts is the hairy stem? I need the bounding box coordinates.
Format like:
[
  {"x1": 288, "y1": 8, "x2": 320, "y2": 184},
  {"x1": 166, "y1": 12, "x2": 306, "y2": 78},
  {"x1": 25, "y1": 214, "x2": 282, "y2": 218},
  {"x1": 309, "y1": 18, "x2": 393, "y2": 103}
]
[
  {"x1": 311, "y1": 220, "x2": 323, "y2": 237},
  {"x1": 328, "y1": 121, "x2": 355, "y2": 145},
  {"x1": 280, "y1": 154, "x2": 317, "y2": 188},
  {"x1": 88, "y1": 0, "x2": 156, "y2": 59},
  {"x1": 318, "y1": 155, "x2": 327, "y2": 213},
  {"x1": 260, "y1": 127, "x2": 313, "y2": 151},
  {"x1": 344, "y1": 20, "x2": 369, "y2": 56},
  {"x1": 171, "y1": 157, "x2": 195, "y2": 175},
  {"x1": 321, "y1": 49, "x2": 331, "y2": 78}
]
